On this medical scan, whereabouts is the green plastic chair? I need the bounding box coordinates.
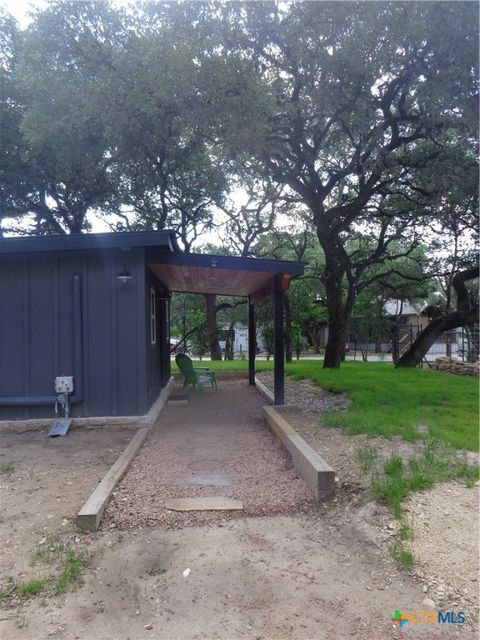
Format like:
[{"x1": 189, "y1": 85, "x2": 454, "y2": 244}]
[{"x1": 175, "y1": 353, "x2": 217, "y2": 392}]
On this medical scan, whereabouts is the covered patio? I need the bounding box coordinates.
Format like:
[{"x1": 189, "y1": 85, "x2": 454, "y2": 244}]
[{"x1": 147, "y1": 247, "x2": 304, "y2": 405}]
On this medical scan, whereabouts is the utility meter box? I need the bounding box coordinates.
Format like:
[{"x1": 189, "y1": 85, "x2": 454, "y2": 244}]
[{"x1": 55, "y1": 376, "x2": 74, "y2": 394}]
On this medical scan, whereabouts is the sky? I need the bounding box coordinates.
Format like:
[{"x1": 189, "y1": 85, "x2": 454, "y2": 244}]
[
  {"x1": 1, "y1": 0, "x2": 47, "y2": 26},
  {"x1": 1, "y1": 0, "x2": 137, "y2": 25}
]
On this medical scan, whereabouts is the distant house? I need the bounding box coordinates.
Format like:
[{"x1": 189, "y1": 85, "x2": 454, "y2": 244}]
[
  {"x1": 219, "y1": 324, "x2": 264, "y2": 354},
  {"x1": 384, "y1": 299, "x2": 430, "y2": 330},
  {"x1": 384, "y1": 299, "x2": 465, "y2": 358}
]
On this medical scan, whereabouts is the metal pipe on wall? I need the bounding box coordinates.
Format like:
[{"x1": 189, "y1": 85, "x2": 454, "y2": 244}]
[{"x1": 69, "y1": 273, "x2": 83, "y2": 405}]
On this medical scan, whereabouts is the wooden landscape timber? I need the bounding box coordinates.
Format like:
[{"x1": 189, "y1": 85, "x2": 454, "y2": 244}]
[
  {"x1": 75, "y1": 378, "x2": 174, "y2": 531},
  {"x1": 263, "y1": 405, "x2": 335, "y2": 502}
]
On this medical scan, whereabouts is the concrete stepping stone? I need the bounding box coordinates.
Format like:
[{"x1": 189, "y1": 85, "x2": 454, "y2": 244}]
[
  {"x1": 176, "y1": 474, "x2": 232, "y2": 487},
  {"x1": 165, "y1": 497, "x2": 243, "y2": 511},
  {"x1": 167, "y1": 394, "x2": 189, "y2": 405}
]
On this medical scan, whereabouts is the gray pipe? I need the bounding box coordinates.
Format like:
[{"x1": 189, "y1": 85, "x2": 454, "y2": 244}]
[
  {"x1": 0, "y1": 395, "x2": 57, "y2": 406},
  {"x1": 69, "y1": 273, "x2": 83, "y2": 404},
  {"x1": 0, "y1": 273, "x2": 84, "y2": 407}
]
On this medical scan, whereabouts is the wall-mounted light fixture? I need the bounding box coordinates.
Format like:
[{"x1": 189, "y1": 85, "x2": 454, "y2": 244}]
[{"x1": 116, "y1": 264, "x2": 132, "y2": 284}]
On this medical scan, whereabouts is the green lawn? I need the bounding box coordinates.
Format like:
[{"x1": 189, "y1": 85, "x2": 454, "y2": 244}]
[{"x1": 285, "y1": 361, "x2": 479, "y2": 452}]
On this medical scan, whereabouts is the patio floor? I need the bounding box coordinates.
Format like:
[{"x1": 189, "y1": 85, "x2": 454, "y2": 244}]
[{"x1": 105, "y1": 379, "x2": 316, "y2": 528}]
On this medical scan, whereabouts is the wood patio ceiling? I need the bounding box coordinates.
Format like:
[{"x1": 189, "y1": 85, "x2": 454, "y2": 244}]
[{"x1": 149, "y1": 263, "x2": 275, "y2": 299}]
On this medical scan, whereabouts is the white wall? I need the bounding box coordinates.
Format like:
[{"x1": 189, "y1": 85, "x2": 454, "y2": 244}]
[{"x1": 220, "y1": 324, "x2": 264, "y2": 353}]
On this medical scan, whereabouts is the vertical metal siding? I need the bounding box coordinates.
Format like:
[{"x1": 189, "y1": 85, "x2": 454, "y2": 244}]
[
  {"x1": 110, "y1": 258, "x2": 118, "y2": 415},
  {"x1": 135, "y1": 255, "x2": 148, "y2": 414},
  {"x1": 0, "y1": 248, "x2": 152, "y2": 420},
  {"x1": 0, "y1": 256, "x2": 75, "y2": 419},
  {"x1": 85, "y1": 251, "x2": 114, "y2": 416},
  {"x1": 116, "y1": 249, "x2": 144, "y2": 416},
  {"x1": 22, "y1": 260, "x2": 30, "y2": 397},
  {"x1": 29, "y1": 257, "x2": 55, "y2": 397},
  {"x1": 0, "y1": 260, "x2": 26, "y2": 397}
]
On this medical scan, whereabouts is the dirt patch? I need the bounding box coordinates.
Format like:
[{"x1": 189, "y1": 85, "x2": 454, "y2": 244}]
[
  {"x1": 1, "y1": 513, "x2": 467, "y2": 640},
  {"x1": 0, "y1": 427, "x2": 135, "y2": 590},
  {"x1": 405, "y1": 483, "x2": 479, "y2": 615},
  {"x1": 106, "y1": 381, "x2": 315, "y2": 529}
]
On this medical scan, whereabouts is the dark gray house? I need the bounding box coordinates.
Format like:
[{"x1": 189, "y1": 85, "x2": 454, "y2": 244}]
[{"x1": 0, "y1": 231, "x2": 303, "y2": 422}]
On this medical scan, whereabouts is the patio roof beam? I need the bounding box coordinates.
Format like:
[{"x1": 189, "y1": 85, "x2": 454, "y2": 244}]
[
  {"x1": 249, "y1": 280, "x2": 273, "y2": 305},
  {"x1": 248, "y1": 298, "x2": 256, "y2": 386}
]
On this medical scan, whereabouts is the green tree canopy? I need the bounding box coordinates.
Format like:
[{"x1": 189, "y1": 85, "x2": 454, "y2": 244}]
[
  {"x1": 211, "y1": 0, "x2": 478, "y2": 366},
  {"x1": 0, "y1": 2, "x2": 125, "y2": 233}
]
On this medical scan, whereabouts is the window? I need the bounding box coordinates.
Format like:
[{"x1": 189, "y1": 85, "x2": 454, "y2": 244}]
[{"x1": 150, "y1": 287, "x2": 156, "y2": 345}]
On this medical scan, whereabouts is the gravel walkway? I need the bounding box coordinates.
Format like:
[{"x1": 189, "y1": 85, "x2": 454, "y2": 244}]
[{"x1": 105, "y1": 380, "x2": 315, "y2": 528}]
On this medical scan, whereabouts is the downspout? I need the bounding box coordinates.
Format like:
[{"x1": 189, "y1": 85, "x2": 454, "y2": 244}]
[
  {"x1": 69, "y1": 273, "x2": 83, "y2": 405},
  {"x1": 0, "y1": 274, "x2": 84, "y2": 407}
]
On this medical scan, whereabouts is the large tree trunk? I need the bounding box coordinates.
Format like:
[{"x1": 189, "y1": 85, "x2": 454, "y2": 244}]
[
  {"x1": 224, "y1": 323, "x2": 234, "y2": 360},
  {"x1": 284, "y1": 293, "x2": 293, "y2": 363},
  {"x1": 205, "y1": 294, "x2": 222, "y2": 360},
  {"x1": 318, "y1": 229, "x2": 357, "y2": 369},
  {"x1": 322, "y1": 249, "x2": 349, "y2": 368},
  {"x1": 324, "y1": 307, "x2": 346, "y2": 368},
  {"x1": 305, "y1": 328, "x2": 320, "y2": 353},
  {"x1": 323, "y1": 282, "x2": 358, "y2": 368},
  {"x1": 396, "y1": 264, "x2": 479, "y2": 368}
]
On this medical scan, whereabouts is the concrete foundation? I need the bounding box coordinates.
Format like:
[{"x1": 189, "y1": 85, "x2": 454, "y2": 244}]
[{"x1": 0, "y1": 378, "x2": 174, "y2": 433}]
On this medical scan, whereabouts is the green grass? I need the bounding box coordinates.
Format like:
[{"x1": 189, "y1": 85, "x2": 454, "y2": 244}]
[
  {"x1": 356, "y1": 443, "x2": 379, "y2": 473},
  {"x1": 31, "y1": 535, "x2": 91, "y2": 597},
  {"x1": 15, "y1": 579, "x2": 46, "y2": 600},
  {"x1": 369, "y1": 442, "x2": 479, "y2": 518},
  {"x1": 285, "y1": 361, "x2": 479, "y2": 452},
  {"x1": 279, "y1": 360, "x2": 478, "y2": 570},
  {"x1": 0, "y1": 462, "x2": 14, "y2": 477},
  {"x1": 1, "y1": 536, "x2": 93, "y2": 607},
  {"x1": 391, "y1": 539, "x2": 415, "y2": 568},
  {"x1": 366, "y1": 442, "x2": 479, "y2": 568},
  {"x1": 393, "y1": 519, "x2": 415, "y2": 568},
  {"x1": 53, "y1": 550, "x2": 90, "y2": 595}
]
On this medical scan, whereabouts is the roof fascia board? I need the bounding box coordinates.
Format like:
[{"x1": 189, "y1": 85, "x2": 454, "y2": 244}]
[{"x1": 0, "y1": 231, "x2": 176, "y2": 255}]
